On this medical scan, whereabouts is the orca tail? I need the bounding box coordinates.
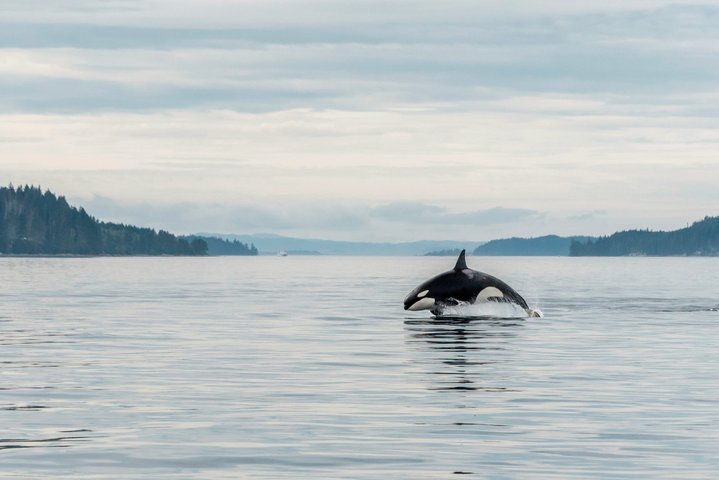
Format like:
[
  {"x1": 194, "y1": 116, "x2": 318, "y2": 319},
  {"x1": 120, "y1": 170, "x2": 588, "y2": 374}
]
[{"x1": 453, "y1": 249, "x2": 467, "y2": 270}]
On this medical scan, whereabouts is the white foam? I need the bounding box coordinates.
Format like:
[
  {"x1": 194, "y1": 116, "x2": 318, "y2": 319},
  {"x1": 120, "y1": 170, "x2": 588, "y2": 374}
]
[
  {"x1": 528, "y1": 308, "x2": 544, "y2": 318},
  {"x1": 435, "y1": 301, "x2": 538, "y2": 319}
]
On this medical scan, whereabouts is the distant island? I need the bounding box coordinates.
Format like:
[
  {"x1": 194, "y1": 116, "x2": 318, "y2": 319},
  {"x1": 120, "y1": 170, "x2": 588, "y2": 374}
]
[
  {"x1": 0, "y1": 185, "x2": 256, "y2": 256},
  {"x1": 425, "y1": 248, "x2": 463, "y2": 256},
  {"x1": 473, "y1": 235, "x2": 594, "y2": 256},
  {"x1": 570, "y1": 216, "x2": 719, "y2": 256}
]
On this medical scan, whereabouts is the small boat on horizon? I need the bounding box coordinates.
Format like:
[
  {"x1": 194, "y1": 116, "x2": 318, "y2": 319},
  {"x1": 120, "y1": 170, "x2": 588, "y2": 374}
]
[{"x1": 276, "y1": 250, "x2": 288, "y2": 256}]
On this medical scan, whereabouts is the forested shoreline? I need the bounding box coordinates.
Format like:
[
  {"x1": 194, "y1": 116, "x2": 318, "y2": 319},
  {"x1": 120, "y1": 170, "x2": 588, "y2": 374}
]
[
  {"x1": 0, "y1": 185, "x2": 255, "y2": 256},
  {"x1": 570, "y1": 216, "x2": 719, "y2": 256}
]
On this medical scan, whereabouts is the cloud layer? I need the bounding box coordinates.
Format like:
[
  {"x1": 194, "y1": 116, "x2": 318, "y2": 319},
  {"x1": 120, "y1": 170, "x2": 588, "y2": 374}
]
[{"x1": 3, "y1": 4, "x2": 719, "y2": 113}]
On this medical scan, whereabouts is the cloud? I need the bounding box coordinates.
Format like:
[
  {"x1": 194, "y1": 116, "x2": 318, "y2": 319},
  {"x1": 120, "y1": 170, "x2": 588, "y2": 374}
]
[
  {"x1": 370, "y1": 202, "x2": 445, "y2": 221},
  {"x1": 372, "y1": 203, "x2": 540, "y2": 225},
  {"x1": 438, "y1": 207, "x2": 542, "y2": 225},
  {"x1": 72, "y1": 196, "x2": 541, "y2": 240},
  {"x1": 568, "y1": 210, "x2": 609, "y2": 221},
  {"x1": 2, "y1": 5, "x2": 719, "y2": 113},
  {"x1": 1, "y1": 1, "x2": 710, "y2": 30},
  {"x1": 78, "y1": 196, "x2": 371, "y2": 233}
]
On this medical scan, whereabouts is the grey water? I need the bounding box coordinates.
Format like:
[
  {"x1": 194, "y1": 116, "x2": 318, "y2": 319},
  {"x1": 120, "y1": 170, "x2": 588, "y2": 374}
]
[{"x1": 0, "y1": 256, "x2": 717, "y2": 479}]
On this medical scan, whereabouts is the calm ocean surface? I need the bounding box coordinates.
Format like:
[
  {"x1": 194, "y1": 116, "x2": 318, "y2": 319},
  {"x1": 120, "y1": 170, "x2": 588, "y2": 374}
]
[{"x1": 1, "y1": 256, "x2": 717, "y2": 479}]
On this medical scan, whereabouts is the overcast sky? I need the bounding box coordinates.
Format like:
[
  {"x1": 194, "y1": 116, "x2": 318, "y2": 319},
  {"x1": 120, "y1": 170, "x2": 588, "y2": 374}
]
[{"x1": 2, "y1": 1, "x2": 717, "y2": 241}]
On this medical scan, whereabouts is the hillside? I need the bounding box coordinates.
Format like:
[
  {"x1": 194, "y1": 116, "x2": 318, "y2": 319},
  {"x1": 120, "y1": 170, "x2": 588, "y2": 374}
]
[
  {"x1": 197, "y1": 233, "x2": 479, "y2": 256},
  {"x1": 473, "y1": 235, "x2": 593, "y2": 256},
  {"x1": 570, "y1": 216, "x2": 719, "y2": 256},
  {"x1": 0, "y1": 185, "x2": 207, "y2": 255}
]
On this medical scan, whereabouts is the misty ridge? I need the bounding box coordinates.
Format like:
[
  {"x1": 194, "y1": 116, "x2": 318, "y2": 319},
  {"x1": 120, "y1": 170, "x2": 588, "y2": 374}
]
[{"x1": 1, "y1": 185, "x2": 717, "y2": 257}]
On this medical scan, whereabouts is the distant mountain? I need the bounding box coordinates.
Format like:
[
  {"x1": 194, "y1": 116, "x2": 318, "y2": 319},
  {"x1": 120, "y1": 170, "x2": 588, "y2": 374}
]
[
  {"x1": 425, "y1": 248, "x2": 463, "y2": 256},
  {"x1": 196, "y1": 233, "x2": 480, "y2": 256},
  {"x1": 473, "y1": 235, "x2": 593, "y2": 256},
  {"x1": 0, "y1": 185, "x2": 207, "y2": 255},
  {"x1": 570, "y1": 216, "x2": 719, "y2": 256}
]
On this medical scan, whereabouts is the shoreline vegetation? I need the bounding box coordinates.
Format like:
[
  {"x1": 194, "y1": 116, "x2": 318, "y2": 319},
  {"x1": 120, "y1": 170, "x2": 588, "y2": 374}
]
[
  {"x1": 0, "y1": 185, "x2": 256, "y2": 256},
  {"x1": 569, "y1": 216, "x2": 719, "y2": 257}
]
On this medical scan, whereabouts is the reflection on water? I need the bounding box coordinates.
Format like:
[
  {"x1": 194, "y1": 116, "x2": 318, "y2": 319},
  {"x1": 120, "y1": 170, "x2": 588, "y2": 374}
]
[{"x1": 404, "y1": 317, "x2": 523, "y2": 393}]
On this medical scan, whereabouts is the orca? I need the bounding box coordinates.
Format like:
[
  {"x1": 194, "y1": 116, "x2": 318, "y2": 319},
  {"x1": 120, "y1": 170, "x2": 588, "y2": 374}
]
[{"x1": 404, "y1": 249, "x2": 540, "y2": 317}]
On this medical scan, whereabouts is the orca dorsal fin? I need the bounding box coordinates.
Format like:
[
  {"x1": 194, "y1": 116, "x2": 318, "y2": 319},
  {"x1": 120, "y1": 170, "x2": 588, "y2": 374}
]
[{"x1": 453, "y1": 249, "x2": 467, "y2": 271}]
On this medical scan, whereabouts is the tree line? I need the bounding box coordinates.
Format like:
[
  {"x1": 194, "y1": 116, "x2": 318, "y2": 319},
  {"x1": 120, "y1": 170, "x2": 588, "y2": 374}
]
[
  {"x1": 0, "y1": 185, "x2": 252, "y2": 256},
  {"x1": 185, "y1": 235, "x2": 258, "y2": 256},
  {"x1": 570, "y1": 216, "x2": 719, "y2": 256},
  {"x1": 473, "y1": 235, "x2": 595, "y2": 256}
]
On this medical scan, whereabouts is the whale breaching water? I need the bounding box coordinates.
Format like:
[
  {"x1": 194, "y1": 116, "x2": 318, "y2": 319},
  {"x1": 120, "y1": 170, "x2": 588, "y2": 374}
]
[{"x1": 404, "y1": 250, "x2": 541, "y2": 318}]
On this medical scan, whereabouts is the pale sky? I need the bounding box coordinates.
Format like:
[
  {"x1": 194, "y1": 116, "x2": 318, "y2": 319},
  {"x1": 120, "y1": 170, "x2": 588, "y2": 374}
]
[{"x1": 2, "y1": 1, "x2": 718, "y2": 241}]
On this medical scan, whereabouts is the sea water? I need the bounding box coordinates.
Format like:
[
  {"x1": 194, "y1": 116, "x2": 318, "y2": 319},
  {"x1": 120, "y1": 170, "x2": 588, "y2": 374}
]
[{"x1": 0, "y1": 256, "x2": 717, "y2": 479}]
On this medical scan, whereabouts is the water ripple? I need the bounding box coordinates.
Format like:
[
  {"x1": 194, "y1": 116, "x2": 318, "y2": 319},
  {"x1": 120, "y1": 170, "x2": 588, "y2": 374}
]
[{"x1": 0, "y1": 256, "x2": 717, "y2": 479}]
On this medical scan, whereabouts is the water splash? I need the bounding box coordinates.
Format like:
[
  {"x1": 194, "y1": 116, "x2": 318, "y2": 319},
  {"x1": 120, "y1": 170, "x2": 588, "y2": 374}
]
[{"x1": 434, "y1": 301, "x2": 541, "y2": 319}]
